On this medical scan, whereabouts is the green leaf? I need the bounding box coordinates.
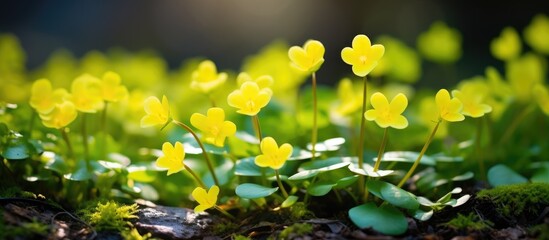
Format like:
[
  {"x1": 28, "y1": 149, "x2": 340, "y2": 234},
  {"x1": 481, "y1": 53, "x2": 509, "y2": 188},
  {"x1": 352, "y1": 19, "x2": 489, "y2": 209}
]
[
  {"x1": 235, "y1": 183, "x2": 278, "y2": 199},
  {"x1": 175, "y1": 133, "x2": 229, "y2": 155},
  {"x1": 445, "y1": 194, "x2": 470, "y2": 207},
  {"x1": 367, "y1": 180, "x2": 419, "y2": 210},
  {"x1": 235, "y1": 157, "x2": 274, "y2": 176},
  {"x1": 43, "y1": 151, "x2": 68, "y2": 174},
  {"x1": 348, "y1": 202, "x2": 408, "y2": 235},
  {"x1": 381, "y1": 151, "x2": 436, "y2": 166},
  {"x1": 307, "y1": 182, "x2": 335, "y2": 196},
  {"x1": 488, "y1": 164, "x2": 527, "y2": 187},
  {"x1": 288, "y1": 170, "x2": 319, "y2": 180},
  {"x1": 288, "y1": 147, "x2": 315, "y2": 161},
  {"x1": 307, "y1": 137, "x2": 346, "y2": 152},
  {"x1": 410, "y1": 209, "x2": 433, "y2": 221},
  {"x1": 288, "y1": 157, "x2": 351, "y2": 181},
  {"x1": 128, "y1": 169, "x2": 157, "y2": 183},
  {"x1": 2, "y1": 137, "x2": 31, "y2": 160},
  {"x1": 334, "y1": 175, "x2": 359, "y2": 189},
  {"x1": 0, "y1": 123, "x2": 8, "y2": 137},
  {"x1": 281, "y1": 195, "x2": 299, "y2": 208},
  {"x1": 348, "y1": 162, "x2": 394, "y2": 177}
]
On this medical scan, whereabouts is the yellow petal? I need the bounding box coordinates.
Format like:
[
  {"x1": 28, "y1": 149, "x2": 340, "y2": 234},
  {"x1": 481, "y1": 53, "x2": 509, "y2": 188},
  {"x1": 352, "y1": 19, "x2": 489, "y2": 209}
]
[
  {"x1": 389, "y1": 93, "x2": 408, "y2": 114},
  {"x1": 174, "y1": 142, "x2": 185, "y2": 162},
  {"x1": 352, "y1": 34, "x2": 372, "y2": 52},
  {"x1": 341, "y1": 48, "x2": 356, "y2": 65},
  {"x1": 369, "y1": 44, "x2": 385, "y2": 61},
  {"x1": 140, "y1": 115, "x2": 163, "y2": 128},
  {"x1": 227, "y1": 91, "x2": 245, "y2": 109},
  {"x1": 161, "y1": 95, "x2": 170, "y2": 118},
  {"x1": 254, "y1": 155, "x2": 270, "y2": 168},
  {"x1": 371, "y1": 92, "x2": 389, "y2": 111},
  {"x1": 288, "y1": 46, "x2": 308, "y2": 70},
  {"x1": 260, "y1": 137, "x2": 278, "y2": 155},
  {"x1": 279, "y1": 143, "x2": 293, "y2": 161},
  {"x1": 364, "y1": 109, "x2": 378, "y2": 121},
  {"x1": 192, "y1": 187, "x2": 209, "y2": 205},
  {"x1": 144, "y1": 96, "x2": 162, "y2": 115},
  {"x1": 190, "y1": 113, "x2": 208, "y2": 131},
  {"x1": 352, "y1": 63, "x2": 376, "y2": 77},
  {"x1": 208, "y1": 108, "x2": 225, "y2": 123},
  {"x1": 436, "y1": 89, "x2": 451, "y2": 110},
  {"x1": 207, "y1": 185, "x2": 219, "y2": 204},
  {"x1": 391, "y1": 115, "x2": 409, "y2": 129},
  {"x1": 194, "y1": 205, "x2": 208, "y2": 213}
]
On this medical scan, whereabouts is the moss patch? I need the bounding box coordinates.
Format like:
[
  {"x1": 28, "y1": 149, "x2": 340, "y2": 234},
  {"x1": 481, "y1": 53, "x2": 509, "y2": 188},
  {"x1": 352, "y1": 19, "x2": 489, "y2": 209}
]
[
  {"x1": 278, "y1": 223, "x2": 313, "y2": 239},
  {"x1": 476, "y1": 182, "x2": 549, "y2": 221},
  {"x1": 441, "y1": 212, "x2": 493, "y2": 231},
  {"x1": 79, "y1": 200, "x2": 139, "y2": 232}
]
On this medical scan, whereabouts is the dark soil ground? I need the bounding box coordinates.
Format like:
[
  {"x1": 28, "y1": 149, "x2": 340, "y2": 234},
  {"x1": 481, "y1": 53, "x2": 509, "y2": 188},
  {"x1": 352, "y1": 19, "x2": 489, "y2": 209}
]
[{"x1": 1, "y1": 183, "x2": 548, "y2": 240}]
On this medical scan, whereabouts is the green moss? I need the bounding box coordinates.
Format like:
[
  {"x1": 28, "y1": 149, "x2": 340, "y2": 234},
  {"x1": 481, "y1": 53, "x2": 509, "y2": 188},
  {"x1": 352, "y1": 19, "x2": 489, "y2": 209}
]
[
  {"x1": 286, "y1": 202, "x2": 314, "y2": 221},
  {"x1": 211, "y1": 220, "x2": 239, "y2": 235},
  {"x1": 278, "y1": 223, "x2": 313, "y2": 239},
  {"x1": 232, "y1": 235, "x2": 252, "y2": 240},
  {"x1": 442, "y1": 212, "x2": 493, "y2": 231},
  {"x1": 0, "y1": 186, "x2": 37, "y2": 198},
  {"x1": 529, "y1": 223, "x2": 549, "y2": 239},
  {"x1": 79, "y1": 200, "x2": 139, "y2": 232},
  {"x1": 476, "y1": 183, "x2": 549, "y2": 218},
  {"x1": 0, "y1": 215, "x2": 49, "y2": 239},
  {"x1": 121, "y1": 228, "x2": 152, "y2": 240}
]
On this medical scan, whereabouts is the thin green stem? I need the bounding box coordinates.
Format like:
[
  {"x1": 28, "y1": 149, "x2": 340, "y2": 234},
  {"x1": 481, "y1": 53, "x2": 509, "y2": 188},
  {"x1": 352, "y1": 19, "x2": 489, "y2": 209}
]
[
  {"x1": 28, "y1": 110, "x2": 36, "y2": 137},
  {"x1": 397, "y1": 119, "x2": 441, "y2": 188},
  {"x1": 173, "y1": 120, "x2": 220, "y2": 186},
  {"x1": 311, "y1": 72, "x2": 318, "y2": 161},
  {"x1": 184, "y1": 164, "x2": 207, "y2": 188},
  {"x1": 275, "y1": 170, "x2": 289, "y2": 198},
  {"x1": 215, "y1": 206, "x2": 236, "y2": 220},
  {"x1": 374, "y1": 128, "x2": 389, "y2": 172},
  {"x1": 252, "y1": 115, "x2": 263, "y2": 142},
  {"x1": 81, "y1": 114, "x2": 91, "y2": 170},
  {"x1": 209, "y1": 94, "x2": 217, "y2": 108},
  {"x1": 499, "y1": 104, "x2": 534, "y2": 146},
  {"x1": 101, "y1": 102, "x2": 108, "y2": 159},
  {"x1": 357, "y1": 76, "x2": 368, "y2": 198},
  {"x1": 60, "y1": 128, "x2": 75, "y2": 160},
  {"x1": 476, "y1": 117, "x2": 486, "y2": 181}
]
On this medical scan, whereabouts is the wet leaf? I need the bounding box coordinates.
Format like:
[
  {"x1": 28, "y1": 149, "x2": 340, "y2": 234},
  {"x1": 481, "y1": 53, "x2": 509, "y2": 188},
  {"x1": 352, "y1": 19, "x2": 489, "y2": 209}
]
[
  {"x1": 348, "y1": 202, "x2": 408, "y2": 235},
  {"x1": 488, "y1": 164, "x2": 527, "y2": 187},
  {"x1": 235, "y1": 183, "x2": 278, "y2": 199},
  {"x1": 367, "y1": 180, "x2": 419, "y2": 210}
]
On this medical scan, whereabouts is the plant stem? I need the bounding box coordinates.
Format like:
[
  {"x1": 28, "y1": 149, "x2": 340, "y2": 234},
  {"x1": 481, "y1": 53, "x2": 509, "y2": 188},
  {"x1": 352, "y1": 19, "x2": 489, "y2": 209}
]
[
  {"x1": 209, "y1": 94, "x2": 217, "y2": 107},
  {"x1": 28, "y1": 110, "x2": 36, "y2": 138},
  {"x1": 172, "y1": 120, "x2": 220, "y2": 186},
  {"x1": 357, "y1": 76, "x2": 368, "y2": 198},
  {"x1": 499, "y1": 104, "x2": 534, "y2": 146},
  {"x1": 275, "y1": 170, "x2": 289, "y2": 198},
  {"x1": 476, "y1": 117, "x2": 486, "y2": 181},
  {"x1": 252, "y1": 115, "x2": 263, "y2": 142},
  {"x1": 184, "y1": 164, "x2": 207, "y2": 188},
  {"x1": 311, "y1": 72, "x2": 318, "y2": 161},
  {"x1": 60, "y1": 127, "x2": 75, "y2": 160},
  {"x1": 215, "y1": 206, "x2": 236, "y2": 220},
  {"x1": 81, "y1": 114, "x2": 91, "y2": 171},
  {"x1": 101, "y1": 102, "x2": 108, "y2": 159},
  {"x1": 374, "y1": 128, "x2": 389, "y2": 172},
  {"x1": 397, "y1": 119, "x2": 441, "y2": 188}
]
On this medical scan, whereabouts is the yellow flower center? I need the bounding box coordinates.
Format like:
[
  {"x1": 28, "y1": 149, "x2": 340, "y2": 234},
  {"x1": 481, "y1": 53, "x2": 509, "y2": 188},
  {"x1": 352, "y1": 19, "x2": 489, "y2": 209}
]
[
  {"x1": 359, "y1": 55, "x2": 368, "y2": 64},
  {"x1": 246, "y1": 100, "x2": 255, "y2": 112},
  {"x1": 209, "y1": 126, "x2": 220, "y2": 136}
]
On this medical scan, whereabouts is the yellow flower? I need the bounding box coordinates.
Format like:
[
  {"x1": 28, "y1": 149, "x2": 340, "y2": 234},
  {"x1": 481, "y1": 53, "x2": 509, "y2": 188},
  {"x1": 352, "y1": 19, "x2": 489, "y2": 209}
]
[
  {"x1": 365, "y1": 92, "x2": 408, "y2": 129},
  {"x1": 140, "y1": 95, "x2": 170, "y2": 128},
  {"x1": 452, "y1": 80, "x2": 492, "y2": 118},
  {"x1": 156, "y1": 141, "x2": 185, "y2": 176},
  {"x1": 506, "y1": 53, "x2": 545, "y2": 102},
  {"x1": 524, "y1": 14, "x2": 549, "y2": 55},
  {"x1": 190, "y1": 107, "x2": 237, "y2": 147},
  {"x1": 333, "y1": 78, "x2": 363, "y2": 116},
  {"x1": 435, "y1": 89, "x2": 464, "y2": 122},
  {"x1": 192, "y1": 185, "x2": 219, "y2": 213},
  {"x1": 29, "y1": 79, "x2": 69, "y2": 114},
  {"x1": 227, "y1": 82, "x2": 271, "y2": 116},
  {"x1": 490, "y1": 27, "x2": 521, "y2": 61},
  {"x1": 417, "y1": 21, "x2": 462, "y2": 64},
  {"x1": 69, "y1": 74, "x2": 105, "y2": 113},
  {"x1": 533, "y1": 84, "x2": 549, "y2": 116},
  {"x1": 101, "y1": 71, "x2": 128, "y2": 103},
  {"x1": 236, "y1": 72, "x2": 273, "y2": 90},
  {"x1": 419, "y1": 97, "x2": 448, "y2": 138},
  {"x1": 40, "y1": 101, "x2": 78, "y2": 129},
  {"x1": 341, "y1": 34, "x2": 385, "y2": 77},
  {"x1": 190, "y1": 60, "x2": 227, "y2": 94},
  {"x1": 288, "y1": 40, "x2": 325, "y2": 73},
  {"x1": 255, "y1": 137, "x2": 293, "y2": 170}
]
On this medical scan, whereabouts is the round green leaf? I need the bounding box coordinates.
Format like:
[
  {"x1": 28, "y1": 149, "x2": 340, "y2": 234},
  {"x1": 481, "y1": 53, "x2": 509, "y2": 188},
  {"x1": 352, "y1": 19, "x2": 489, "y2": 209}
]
[
  {"x1": 307, "y1": 182, "x2": 335, "y2": 196},
  {"x1": 2, "y1": 137, "x2": 31, "y2": 160},
  {"x1": 288, "y1": 170, "x2": 319, "y2": 180},
  {"x1": 288, "y1": 147, "x2": 316, "y2": 161},
  {"x1": 307, "y1": 137, "x2": 346, "y2": 152},
  {"x1": 43, "y1": 151, "x2": 68, "y2": 174},
  {"x1": 488, "y1": 164, "x2": 527, "y2": 187},
  {"x1": 381, "y1": 151, "x2": 435, "y2": 166},
  {"x1": 367, "y1": 180, "x2": 419, "y2": 210},
  {"x1": 235, "y1": 183, "x2": 278, "y2": 199},
  {"x1": 348, "y1": 202, "x2": 408, "y2": 235},
  {"x1": 410, "y1": 209, "x2": 433, "y2": 221},
  {"x1": 348, "y1": 162, "x2": 394, "y2": 177},
  {"x1": 334, "y1": 175, "x2": 359, "y2": 189},
  {"x1": 281, "y1": 195, "x2": 299, "y2": 208}
]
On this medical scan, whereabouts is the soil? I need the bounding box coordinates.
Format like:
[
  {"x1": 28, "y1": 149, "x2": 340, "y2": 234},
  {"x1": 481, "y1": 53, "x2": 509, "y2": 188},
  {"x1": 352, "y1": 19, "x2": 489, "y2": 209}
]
[{"x1": 1, "y1": 187, "x2": 548, "y2": 240}]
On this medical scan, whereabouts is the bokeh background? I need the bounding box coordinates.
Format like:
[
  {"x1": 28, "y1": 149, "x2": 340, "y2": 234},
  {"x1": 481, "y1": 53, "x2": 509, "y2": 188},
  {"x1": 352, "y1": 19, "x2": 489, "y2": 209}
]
[{"x1": 1, "y1": 0, "x2": 548, "y2": 87}]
